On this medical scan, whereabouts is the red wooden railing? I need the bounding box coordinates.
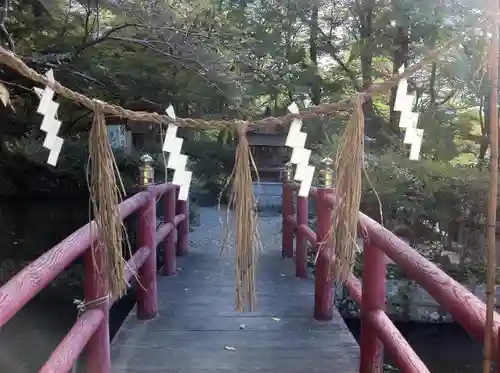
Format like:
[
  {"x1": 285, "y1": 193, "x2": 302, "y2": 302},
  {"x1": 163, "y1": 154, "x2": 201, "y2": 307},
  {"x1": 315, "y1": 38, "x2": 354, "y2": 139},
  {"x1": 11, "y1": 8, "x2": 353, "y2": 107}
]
[
  {"x1": 283, "y1": 179, "x2": 500, "y2": 373},
  {"x1": 0, "y1": 182, "x2": 189, "y2": 373}
]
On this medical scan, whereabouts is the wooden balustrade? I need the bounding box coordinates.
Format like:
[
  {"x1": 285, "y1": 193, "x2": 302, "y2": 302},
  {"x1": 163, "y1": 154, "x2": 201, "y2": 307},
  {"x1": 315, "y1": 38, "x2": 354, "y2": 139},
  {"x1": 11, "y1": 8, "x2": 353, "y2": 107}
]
[
  {"x1": 3, "y1": 159, "x2": 500, "y2": 373},
  {"x1": 0, "y1": 181, "x2": 189, "y2": 373},
  {"x1": 282, "y1": 180, "x2": 500, "y2": 373}
]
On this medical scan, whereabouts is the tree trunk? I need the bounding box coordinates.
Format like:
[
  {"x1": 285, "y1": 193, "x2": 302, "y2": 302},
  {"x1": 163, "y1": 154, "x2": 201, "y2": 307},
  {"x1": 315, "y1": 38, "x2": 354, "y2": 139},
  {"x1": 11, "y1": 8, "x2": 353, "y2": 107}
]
[
  {"x1": 309, "y1": 2, "x2": 324, "y2": 144},
  {"x1": 479, "y1": 92, "x2": 491, "y2": 165},
  {"x1": 309, "y1": 3, "x2": 321, "y2": 106},
  {"x1": 359, "y1": 0, "x2": 377, "y2": 136}
]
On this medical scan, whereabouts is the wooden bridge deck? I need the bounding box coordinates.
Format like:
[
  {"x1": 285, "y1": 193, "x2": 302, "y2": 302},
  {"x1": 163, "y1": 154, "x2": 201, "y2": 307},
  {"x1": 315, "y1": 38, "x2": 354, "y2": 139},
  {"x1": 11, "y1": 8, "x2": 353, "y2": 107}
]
[{"x1": 111, "y1": 230, "x2": 359, "y2": 372}]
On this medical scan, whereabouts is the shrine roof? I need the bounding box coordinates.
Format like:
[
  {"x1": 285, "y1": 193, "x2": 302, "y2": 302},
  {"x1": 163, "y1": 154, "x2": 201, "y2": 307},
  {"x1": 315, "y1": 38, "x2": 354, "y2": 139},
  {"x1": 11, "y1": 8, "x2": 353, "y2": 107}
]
[{"x1": 247, "y1": 133, "x2": 287, "y2": 146}]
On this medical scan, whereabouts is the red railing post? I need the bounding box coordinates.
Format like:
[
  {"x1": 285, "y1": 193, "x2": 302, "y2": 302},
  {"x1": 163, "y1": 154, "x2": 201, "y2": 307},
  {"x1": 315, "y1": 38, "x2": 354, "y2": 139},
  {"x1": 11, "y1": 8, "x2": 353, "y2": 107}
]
[
  {"x1": 83, "y1": 245, "x2": 110, "y2": 373},
  {"x1": 176, "y1": 197, "x2": 189, "y2": 256},
  {"x1": 314, "y1": 158, "x2": 334, "y2": 320},
  {"x1": 497, "y1": 326, "x2": 500, "y2": 373},
  {"x1": 163, "y1": 187, "x2": 176, "y2": 276},
  {"x1": 136, "y1": 155, "x2": 158, "y2": 320},
  {"x1": 296, "y1": 196, "x2": 308, "y2": 278},
  {"x1": 282, "y1": 162, "x2": 294, "y2": 258},
  {"x1": 359, "y1": 239, "x2": 387, "y2": 373}
]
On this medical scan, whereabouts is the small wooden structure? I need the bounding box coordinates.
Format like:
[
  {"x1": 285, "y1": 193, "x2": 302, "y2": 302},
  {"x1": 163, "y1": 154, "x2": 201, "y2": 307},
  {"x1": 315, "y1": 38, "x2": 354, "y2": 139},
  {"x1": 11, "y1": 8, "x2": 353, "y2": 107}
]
[
  {"x1": 107, "y1": 99, "x2": 166, "y2": 154},
  {"x1": 247, "y1": 124, "x2": 290, "y2": 209},
  {"x1": 247, "y1": 125, "x2": 290, "y2": 182}
]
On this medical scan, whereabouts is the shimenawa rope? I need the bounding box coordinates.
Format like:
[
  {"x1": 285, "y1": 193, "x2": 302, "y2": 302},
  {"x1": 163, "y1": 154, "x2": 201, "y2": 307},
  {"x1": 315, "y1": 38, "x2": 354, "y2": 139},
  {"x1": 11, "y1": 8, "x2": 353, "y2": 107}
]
[{"x1": 0, "y1": 38, "x2": 455, "y2": 131}]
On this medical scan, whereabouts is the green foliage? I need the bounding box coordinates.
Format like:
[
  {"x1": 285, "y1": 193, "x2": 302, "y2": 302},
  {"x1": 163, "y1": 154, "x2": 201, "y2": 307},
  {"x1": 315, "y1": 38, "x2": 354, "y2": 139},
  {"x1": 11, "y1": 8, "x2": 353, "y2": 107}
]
[
  {"x1": 183, "y1": 135, "x2": 235, "y2": 204},
  {"x1": 312, "y1": 124, "x2": 490, "y2": 275},
  {"x1": 364, "y1": 151, "x2": 488, "y2": 238},
  {"x1": 0, "y1": 0, "x2": 495, "y2": 271},
  {"x1": 11, "y1": 136, "x2": 168, "y2": 190}
]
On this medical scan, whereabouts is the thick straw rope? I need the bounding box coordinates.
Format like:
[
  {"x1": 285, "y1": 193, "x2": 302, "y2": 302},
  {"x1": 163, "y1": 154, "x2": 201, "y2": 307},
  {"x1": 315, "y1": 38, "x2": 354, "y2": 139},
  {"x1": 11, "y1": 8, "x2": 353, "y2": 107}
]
[
  {"x1": 332, "y1": 96, "x2": 365, "y2": 282},
  {"x1": 227, "y1": 124, "x2": 259, "y2": 311},
  {"x1": 0, "y1": 39, "x2": 454, "y2": 131},
  {"x1": 87, "y1": 102, "x2": 129, "y2": 299}
]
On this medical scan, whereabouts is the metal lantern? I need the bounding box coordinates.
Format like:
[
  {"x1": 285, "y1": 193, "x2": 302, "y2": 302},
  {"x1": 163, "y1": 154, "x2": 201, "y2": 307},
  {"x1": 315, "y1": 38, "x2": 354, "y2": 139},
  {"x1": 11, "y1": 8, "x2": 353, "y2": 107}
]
[
  {"x1": 283, "y1": 162, "x2": 293, "y2": 182},
  {"x1": 319, "y1": 157, "x2": 334, "y2": 188},
  {"x1": 138, "y1": 153, "x2": 155, "y2": 187}
]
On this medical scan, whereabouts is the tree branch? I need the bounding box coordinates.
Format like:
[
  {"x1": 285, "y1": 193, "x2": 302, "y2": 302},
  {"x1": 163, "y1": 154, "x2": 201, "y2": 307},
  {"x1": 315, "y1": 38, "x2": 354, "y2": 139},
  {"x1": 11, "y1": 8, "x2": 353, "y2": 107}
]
[
  {"x1": 74, "y1": 23, "x2": 139, "y2": 55},
  {"x1": 19, "y1": 58, "x2": 106, "y2": 87},
  {"x1": 437, "y1": 90, "x2": 456, "y2": 106},
  {"x1": 296, "y1": 11, "x2": 361, "y2": 91},
  {"x1": 60, "y1": 109, "x2": 93, "y2": 135},
  {"x1": 320, "y1": 40, "x2": 362, "y2": 91},
  {"x1": 0, "y1": 0, "x2": 13, "y2": 51}
]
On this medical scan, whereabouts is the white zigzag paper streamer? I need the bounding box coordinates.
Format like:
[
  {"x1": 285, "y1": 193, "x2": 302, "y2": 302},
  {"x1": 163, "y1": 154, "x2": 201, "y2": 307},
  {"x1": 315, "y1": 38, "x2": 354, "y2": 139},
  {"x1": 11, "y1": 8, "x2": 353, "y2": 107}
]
[
  {"x1": 34, "y1": 69, "x2": 63, "y2": 166},
  {"x1": 285, "y1": 102, "x2": 315, "y2": 197},
  {"x1": 162, "y1": 105, "x2": 192, "y2": 201},
  {"x1": 394, "y1": 64, "x2": 423, "y2": 160}
]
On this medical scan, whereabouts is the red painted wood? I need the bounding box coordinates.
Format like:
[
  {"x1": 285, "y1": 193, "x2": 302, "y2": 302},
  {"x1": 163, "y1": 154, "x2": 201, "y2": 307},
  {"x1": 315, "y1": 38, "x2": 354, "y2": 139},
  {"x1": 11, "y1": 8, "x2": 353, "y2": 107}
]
[
  {"x1": 285, "y1": 214, "x2": 297, "y2": 229},
  {"x1": 296, "y1": 196, "x2": 309, "y2": 278},
  {"x1": 83, "y1": 240, "x2": 111, "y2": 373},
  {"x1": 298, "y1": 224, "x2": 317, "y2": 245},
  {"x1": 289, "y1": 181, "x2": 317, "y2": 198},
  {"x1": 359, "y1": 241, "x2": 386, "y2": 373},
  {"x1": 357, "y1": 211, "x2": 500, "y2": 352},
  {"x1": 0, "y1": 184, "x2": 180, "y2": 373},
  {"x1": 151, "y1": 183, "x2": 176, "y2": 197},
  {"x1": 136, "y1": 188, "x2": 158, "y2": 320},
  {"x1": 176, "y1": 199, "x2": 189, "y2": 256},
  {"x1": 111, "y1": 246, "x2": 152, "y2": 305},
  {"x1": 498, "y1": 326, "x2": 500, "y2": 373},
  {"x1": 282, "y1": 184, "x2": 500, "y2": 369},
  {"x1": 163, "y1": 188, "x2": 177, "y2": 276},
  {"x1": 320, "y1": 192, "x2": 500, "y2": 355},
  {"x1": 156, "y1": 222, "x2": 174, "y2": 244},
  {"x1": 124, "y1": 247, "x2": 151, "y2": 287},
  {"x1": 367, "y1": 310, "x2": 430, "y2": 373},
  {"x1": 39, "y1": 308, "x2": 105, "y2": 373},
  {"x1": 345, "y1": 273, "x2": 362, "y2": 304},
  {"x1": 0, "y1": 190, "x2": 149, "y2": 328},
  {"x1": 282, "y1": 182, "x2": 294, "y2": 258},
  {"x1": 314, "y1": 187, "x2": 334, "y2": 321},
  {"x1": 297, "y1": 221, "x2": 360, "y2": 306},
  {"x1": 174, "y1": 214, "x2": 186, "y2": 226}
]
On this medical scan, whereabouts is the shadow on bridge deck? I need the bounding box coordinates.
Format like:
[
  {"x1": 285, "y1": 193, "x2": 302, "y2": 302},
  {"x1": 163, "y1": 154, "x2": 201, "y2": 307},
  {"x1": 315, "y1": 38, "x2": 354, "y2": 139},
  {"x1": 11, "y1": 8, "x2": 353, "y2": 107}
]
[{"x1": 111, "y1": 214, "x2": 359, "y2": 372}]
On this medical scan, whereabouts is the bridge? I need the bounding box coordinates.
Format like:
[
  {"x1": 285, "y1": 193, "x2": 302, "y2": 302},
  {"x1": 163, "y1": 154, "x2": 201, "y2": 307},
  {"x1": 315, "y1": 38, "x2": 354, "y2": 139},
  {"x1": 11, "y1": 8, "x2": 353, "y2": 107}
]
[{"x1": 0, "y1": 157, "x2": 499, "y2": 373}]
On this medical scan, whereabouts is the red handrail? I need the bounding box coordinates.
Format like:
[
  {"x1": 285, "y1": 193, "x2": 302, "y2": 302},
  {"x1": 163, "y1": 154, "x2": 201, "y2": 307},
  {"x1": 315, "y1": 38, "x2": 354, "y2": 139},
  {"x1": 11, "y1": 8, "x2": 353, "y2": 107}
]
[
  {"x1": 282, "y1": 180, "x2": 500, "y2": 373},
  {"x1": 0, "y1": 182, "x2": 189, "y2": 373}
]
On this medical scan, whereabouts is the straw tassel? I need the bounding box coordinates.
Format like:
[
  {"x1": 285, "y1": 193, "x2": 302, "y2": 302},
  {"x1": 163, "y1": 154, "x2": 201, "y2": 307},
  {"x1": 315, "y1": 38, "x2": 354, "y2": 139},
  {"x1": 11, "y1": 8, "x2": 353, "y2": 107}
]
[
  {"x1": 332, "y1": 95, "x2": 365, "y2": 282},
  {"x1": 227, "y1": 124, "x2": 259, "y2": 312},
  {"x1": 87, "y1": 101, "x2": 129, "y2": 299}
]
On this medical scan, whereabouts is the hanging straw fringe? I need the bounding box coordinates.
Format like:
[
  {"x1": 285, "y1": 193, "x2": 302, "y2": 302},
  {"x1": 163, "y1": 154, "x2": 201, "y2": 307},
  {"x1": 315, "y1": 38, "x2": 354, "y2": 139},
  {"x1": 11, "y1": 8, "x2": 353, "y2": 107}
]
[
  {"x1": 87, "y1": 101, "x2": 129, "y2": 299},
  {"x1": 332, "y1": 95, "x2": 365, "y2": 283},
  {"x1": 225, "y1": 124, "x2": 260, "y2": 312}
]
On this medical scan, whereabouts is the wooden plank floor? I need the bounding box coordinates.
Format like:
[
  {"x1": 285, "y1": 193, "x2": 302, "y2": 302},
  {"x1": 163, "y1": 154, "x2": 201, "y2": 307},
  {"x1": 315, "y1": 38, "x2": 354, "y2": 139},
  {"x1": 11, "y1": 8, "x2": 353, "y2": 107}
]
[{"x1": 111, "y1": 229, "x2": 359, "y2": 372}]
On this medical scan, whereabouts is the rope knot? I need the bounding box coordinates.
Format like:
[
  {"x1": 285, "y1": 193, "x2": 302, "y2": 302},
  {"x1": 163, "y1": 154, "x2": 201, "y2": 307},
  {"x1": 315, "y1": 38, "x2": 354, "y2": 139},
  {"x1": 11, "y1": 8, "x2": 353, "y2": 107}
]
[
  {"x1": 73, "y1": 295, "x2": 110, "y2": 317},
  {"x1": 92, "y1": 98, "x2": 105, "y2": 106},
  {"x1": 349, "y1": 93, "x2": 364, "y2": 107}
]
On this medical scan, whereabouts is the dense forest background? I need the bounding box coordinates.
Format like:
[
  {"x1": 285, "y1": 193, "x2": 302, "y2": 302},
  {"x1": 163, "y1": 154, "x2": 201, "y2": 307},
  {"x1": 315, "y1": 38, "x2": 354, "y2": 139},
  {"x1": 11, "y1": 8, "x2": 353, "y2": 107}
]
[{"x1": 0, "y1": 0, "x2": 496, "y2": 274}]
